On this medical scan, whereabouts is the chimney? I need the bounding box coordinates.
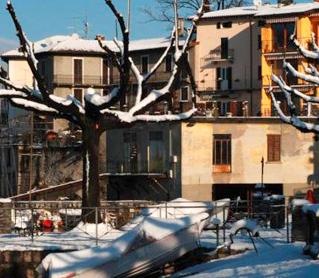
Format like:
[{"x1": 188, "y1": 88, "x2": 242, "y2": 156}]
[
  {"x1": 203, "y1": 0, "x2": 211, "y2": 12},
  {"x1": 95, "y1": 34, "x2": 106, "y2": 41}
]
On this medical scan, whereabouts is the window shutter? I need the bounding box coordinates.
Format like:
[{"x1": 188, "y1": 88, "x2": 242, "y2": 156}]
[
  {"x1": 230, "y1": 101, "x2": 238, "y2": 116},
  {"x1": 216, "y1": 67, "x2": 221, "y2": 90},
  {"x1": 227, "y1": 67, "x2": 232, "y2": 89}
]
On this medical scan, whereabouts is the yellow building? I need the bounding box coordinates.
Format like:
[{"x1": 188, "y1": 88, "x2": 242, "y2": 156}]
[{"x1": 259, "y1": 2, "x2": 319, "y2": 116}]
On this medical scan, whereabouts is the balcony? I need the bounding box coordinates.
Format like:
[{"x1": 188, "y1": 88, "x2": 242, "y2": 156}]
[
  {"x1": 262, "y1": 37, "x2": 311, "y2": 55},
  {"x1": 201, "y1": 48, "x2": 234, "y2": 68},
  {"x1": 196, "y1": 79, "x2": 261, "y2": 92},
  {"x1": 53, "y1": 75, "x2": 108, "y2": 87}
]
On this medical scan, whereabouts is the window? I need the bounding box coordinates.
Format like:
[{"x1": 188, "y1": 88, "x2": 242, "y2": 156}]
[
  {"x1": 213, "y1": 134, "x2": 231, "y2": 173},
  {"x1": 123, "y1": 132, "x2": 137, "y2": 172},
  {"x1": 180, "y1": 86, "x2": 189, "y2": 102},
  {"x1": 217, "y1": 22, "x2": 232, "y2": 28},
  {"x1": 39, "y1": 61, "x2": 46, "y2": 78},
  {"x1": 267, "y1": 135, "x2": 281, "y2": 162},
  {"x1": 73, "y1": 58, "x2": 83, "y2": 84},
  {"x1": 165, "y1": 54, "x2": 173, "y2": 72},
  {"x1": 74, "y1": 89, "x2": 83, "y2": 103},
  {"x1": 272, "y1": 22, "x2": 295, "y2": 51},
  {"x1": 221, "y1": 38, "x2": 229, "y2": 59},
  {"x1": 149, "y1": 131, "x2": 164, "y2": 173},
  {"x1": 102, "y1": 59, "x2": 109, "y2": 85},
  {"x1": 141, "y1": 55, "x2": 149, "y2": 74},
  {"x1": 216, "y1": 67, "x2": 232, "y2": 90},
  {"x1": 222, "y1": 22, "x2": 232, "y2": 28}
]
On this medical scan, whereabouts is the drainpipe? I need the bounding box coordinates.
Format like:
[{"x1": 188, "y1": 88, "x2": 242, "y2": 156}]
[{"x1": 249, "y1": 18, "x2": 253, "y2": 116}]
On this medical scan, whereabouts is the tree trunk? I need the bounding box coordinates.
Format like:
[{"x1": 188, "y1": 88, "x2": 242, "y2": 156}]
[{"x1": 81, "y1": 125, "x2": 101, "y2": 223}]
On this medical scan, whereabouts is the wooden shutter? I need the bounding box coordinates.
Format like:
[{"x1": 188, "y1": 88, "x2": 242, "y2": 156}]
[
  {"x1": 102, "y1": 59, "x2": 108, "y2": 85},
  {"x1": 268, "y1": 135, "x2": 281, "y2": 162},
  {"x1": 221, "y1": 38, "x2": 228, "y2": 59},
  {"x1": 230, "y1": 101, "x2": 238, "y2": 116},
  {"x1": 73, "y1": 59, "x2": 83, "y2": 84}
]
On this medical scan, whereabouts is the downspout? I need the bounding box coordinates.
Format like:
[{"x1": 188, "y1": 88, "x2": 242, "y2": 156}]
[{"x1": 249, "y1": 18, "x2": 253, "y2": 116}]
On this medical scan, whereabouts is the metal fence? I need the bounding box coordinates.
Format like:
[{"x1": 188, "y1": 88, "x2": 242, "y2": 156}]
[{"x1": 7, "y1": 199, "x2": 292, "y2": 247}]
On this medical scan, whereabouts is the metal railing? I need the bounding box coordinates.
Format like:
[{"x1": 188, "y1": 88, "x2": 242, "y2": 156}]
[
  {"x1": 196, "y1": 79, "x2": 261, "y2": 92},
  {"x1": 5, "y1": 199, "x2": 292, "y2": 248},
  {"x1": 106, "y1": 160, "x2": 167, "y2": 174},
  {"x1": 262, "y1": 37, "x2": 312, "y2": 54}
]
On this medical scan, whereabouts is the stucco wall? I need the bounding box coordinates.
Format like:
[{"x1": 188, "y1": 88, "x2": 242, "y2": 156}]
[{"x1": 181, "y1": 121, "x2": 316, "y2": 200}]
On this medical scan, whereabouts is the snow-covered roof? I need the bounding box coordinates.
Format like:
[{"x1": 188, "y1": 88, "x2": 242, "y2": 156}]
[
  {"x1": 201, "y1": 2, "x2": 319, "y2": 19},
  {"x1": 2, "y1": 34, "x2": 180, "y2": 59}
]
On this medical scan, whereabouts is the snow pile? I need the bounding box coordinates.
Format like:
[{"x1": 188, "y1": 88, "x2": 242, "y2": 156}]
[
  {"x1": 141, "y1": 198, "x2": 213, "y2": 219},
  {"x1": 302, "y1": 204, "x2": 319, "y2": 217},
  {"x1": 0, "y1": 198, "x2": 12, "y2": 203},
  {"x1": 66, "y1": 221, "x2": 113, "y2": 238},
  {"x1": 39, "y1": 212, "x2": 209, "y2": 278}
]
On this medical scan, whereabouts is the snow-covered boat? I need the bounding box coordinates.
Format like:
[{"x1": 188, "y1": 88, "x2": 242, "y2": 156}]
[
  {"x1": 38, "y1": 198, "x2": 227, "y2": 278},
  {"x1": 39, "y1": 213, "x2": 210, "y2": 278}
]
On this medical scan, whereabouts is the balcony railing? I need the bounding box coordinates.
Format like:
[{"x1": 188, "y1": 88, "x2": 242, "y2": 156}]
[
  {"x1": 107, "y1": 160, "x2": 167, "y2": 174},
  {"x1": 201, "y1": 48, "x2": 235, "y2": 67},
  {"x1": 262, "y1": 37, "x2": 312, "y2": 54},
  {"x1": 196, "y1": 79, "x2": 261, "y2": 92},
  {"x1": 53, "y1": 75, "x2": 107, "y2": 86},
  {"x1": 53, "y1": 71, "x2": 174, "y2": 87}
]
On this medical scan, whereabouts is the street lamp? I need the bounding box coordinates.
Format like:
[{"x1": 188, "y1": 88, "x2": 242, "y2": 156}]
[{"x1": 261, "y1": 156, "x2": 264, "y2": 197}]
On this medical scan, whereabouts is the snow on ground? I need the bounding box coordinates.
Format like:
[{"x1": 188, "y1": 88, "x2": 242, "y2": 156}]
[
  {"x1": 0, "y1": 223, "x2": 124, "y2": 251},
  {"x1": 174, "y1": 228, "x2": 319, "y2": 278}
]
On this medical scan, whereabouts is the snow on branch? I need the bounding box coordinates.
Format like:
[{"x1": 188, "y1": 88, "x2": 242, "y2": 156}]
[
  {"x1": 284, "y1": 61, "x2": 319, "y2": 85},
  {"x1": 84, "y1": 87, "x2": 119, "y2": 107},
  {"x1": 10, "y1": 98, "x2": 59, "y2": 114},
  {"x1": 125, "y1": 0, "x2": 205, "y2": 116},
  {"x1": 269, "y1": 89, "x2": 319, "y2": 133},
  {"x1": 304, "y1": 64, "x2": 319, "y2": 78},
  {"x1": 292, "y1": 33, "x2": 319, "y2": 60},
  {"x1": 0, "y1": 89, "x2": 28, "y2": 98},
  {"x1": 272, "y1": 74, "x2": 319, "y2": 104},
  {"x1": 144, "y1": 28, "x2": 176, "y2": 83},
  {"x1": 101, "y1": 107, "x2": 197, "y2": 123}
]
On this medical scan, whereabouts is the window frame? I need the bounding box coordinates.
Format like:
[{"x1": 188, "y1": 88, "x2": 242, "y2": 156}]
[
  {"x1": 180, "y1": 86, "x2": 189, "y2": 102},
  {"x1": 213, "y1": 134, "x2": 232, "y2": 173}
]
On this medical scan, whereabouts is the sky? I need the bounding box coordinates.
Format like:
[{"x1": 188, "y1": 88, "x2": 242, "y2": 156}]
[{"x1": 0, "y1": 0, "x2": 174, "y2": 53}]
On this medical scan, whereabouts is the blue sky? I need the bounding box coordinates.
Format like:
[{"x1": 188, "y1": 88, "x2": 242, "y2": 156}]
[{"x1": 0, "y1": 0, "x2": 173, "y2": 52}]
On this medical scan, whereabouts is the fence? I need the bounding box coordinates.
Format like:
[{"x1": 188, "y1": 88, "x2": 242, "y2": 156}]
[{"x1": 6, "y1": 199, "x2": 292, "y2": 247}]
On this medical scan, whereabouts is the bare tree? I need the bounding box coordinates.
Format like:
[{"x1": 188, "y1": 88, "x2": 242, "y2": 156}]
[
  {"x1": 0, "y1": 0, "x2": 205, "y2": 222},
  {"x1": 270, "y1": 32, "x2": 319, "y2": 134},
  {"x1": 142, "y1": 0, "x2": 247, "y2": 24}
]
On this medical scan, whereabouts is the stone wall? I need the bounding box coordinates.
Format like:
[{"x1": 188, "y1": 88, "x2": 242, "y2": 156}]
[{"x1": 0, "y1": 250, "x2": 70, "y2": 278}]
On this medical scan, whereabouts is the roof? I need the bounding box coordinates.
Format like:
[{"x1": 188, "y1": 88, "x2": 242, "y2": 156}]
[
  {"x1": 201, "y1": 2, "x2": 319, "y2": 19},
  {"x1": 2, "y1": 34, "x2": 179, "y2": 59}
]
